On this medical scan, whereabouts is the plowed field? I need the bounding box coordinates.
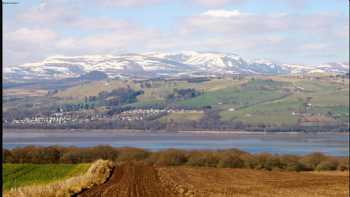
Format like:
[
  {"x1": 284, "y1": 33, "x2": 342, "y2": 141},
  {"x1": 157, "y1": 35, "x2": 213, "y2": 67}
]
[
  {"x1": 79, "y1": 163, "x2": 349, "y2": 197},
  {"x1": 78, "y1": 163, "x2": 175, "y2": 197}
]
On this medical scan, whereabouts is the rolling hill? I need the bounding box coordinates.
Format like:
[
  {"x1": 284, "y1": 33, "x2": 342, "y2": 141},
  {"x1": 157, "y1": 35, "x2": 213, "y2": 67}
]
[{"x1": 3, "y1": 74, "x2": 349, "y2": 131}]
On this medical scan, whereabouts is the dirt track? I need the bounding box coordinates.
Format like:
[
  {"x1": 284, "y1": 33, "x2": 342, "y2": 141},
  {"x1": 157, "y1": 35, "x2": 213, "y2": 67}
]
[{"x1": 78, "y1": 163, "x2": 175, "y2": 197}]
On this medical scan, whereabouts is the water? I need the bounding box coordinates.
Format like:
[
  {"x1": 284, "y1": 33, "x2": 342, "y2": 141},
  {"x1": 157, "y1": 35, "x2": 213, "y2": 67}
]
[{"x1": 3, "y1": 130, "x2": 349, "y2": 156}]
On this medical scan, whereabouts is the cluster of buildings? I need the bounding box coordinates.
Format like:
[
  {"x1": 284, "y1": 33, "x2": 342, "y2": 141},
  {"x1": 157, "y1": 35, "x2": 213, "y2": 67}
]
[
  {"x1": 9, "y1": 109, "x2": 204, "y2": 125},
  {"x1": 10, "y1": 112, "x2": 105, "y2": 125},
  {"x1": 115, "y1": 109, "x2": 203, "y2": 121}
]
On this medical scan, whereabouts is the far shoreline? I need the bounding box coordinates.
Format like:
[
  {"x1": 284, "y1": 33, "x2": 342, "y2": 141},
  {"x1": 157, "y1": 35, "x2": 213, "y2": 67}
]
[{"x1": 3, "y1": 128, "x2": 350, "y2": 136}]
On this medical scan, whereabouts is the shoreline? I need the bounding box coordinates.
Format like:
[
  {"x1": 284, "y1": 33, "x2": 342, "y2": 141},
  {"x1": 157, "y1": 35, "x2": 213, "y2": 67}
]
[{"x1": 3, "y1": 128, "x2": 350, "y2": 136}]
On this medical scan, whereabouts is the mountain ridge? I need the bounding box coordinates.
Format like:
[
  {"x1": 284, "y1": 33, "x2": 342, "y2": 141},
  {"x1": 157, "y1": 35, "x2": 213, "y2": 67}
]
[{"x1": 4, "y1": 51, "x2": 349, "y2": 81}]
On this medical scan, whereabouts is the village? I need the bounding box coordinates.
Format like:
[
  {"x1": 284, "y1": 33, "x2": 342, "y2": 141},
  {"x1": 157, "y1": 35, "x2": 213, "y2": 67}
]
[{"x1": 9, "y1": 108, "x2": 204, "y2": 126}]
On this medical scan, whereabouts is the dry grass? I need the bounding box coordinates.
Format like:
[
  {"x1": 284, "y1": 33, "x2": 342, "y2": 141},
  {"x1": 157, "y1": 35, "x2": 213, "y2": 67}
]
[
  {"x1": 3, "y1": 160, "x2": 114, "y2": 197},
  {"x1": 54, "y1": 80, "x2": 139, "y2": 99},
  {"x1": 160, "y1": 111, "x2": 204, "y2": 123},
  {"x1": 158, "y1": 166, "x2": 349, "y2": 197},
  {"x1": 3, "y1": 88, "x2": 48, "y2": 97}
]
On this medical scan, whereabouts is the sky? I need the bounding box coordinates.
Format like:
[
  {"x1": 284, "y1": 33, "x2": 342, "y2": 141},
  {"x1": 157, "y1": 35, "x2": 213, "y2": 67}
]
[{"x1": 3, "y1": 0, "x2": 349, "y2": 66}]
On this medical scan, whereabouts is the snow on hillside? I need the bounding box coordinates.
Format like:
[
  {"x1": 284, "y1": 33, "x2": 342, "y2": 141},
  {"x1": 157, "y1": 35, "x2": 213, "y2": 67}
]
[{"x1": 4, "y1": 52, "x2": 349, "y2": 81}]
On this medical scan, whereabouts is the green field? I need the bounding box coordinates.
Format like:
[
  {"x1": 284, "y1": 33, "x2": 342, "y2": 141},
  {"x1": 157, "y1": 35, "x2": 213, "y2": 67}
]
[
  {"x1": 220, "y1": 96, "x2": 303, "y2": 125},
  {"x1": 52, "y1": 78, "x2": 244, "y2": 105},
  {"x1": 219, "y1": 79, "x2": 349, "y2": 126},
  {"x1": 4, "y1": 75, "x2": 349, "y2": 128},
  {"x1": 177, "y1": 80, "x2": 289, "y2": 109},
  {"x1": 159, "y1": 111, "x2": 204, "y2": 123},
  {"x1": 2, "y1": 163, "x2": 90, "y2": 191}
]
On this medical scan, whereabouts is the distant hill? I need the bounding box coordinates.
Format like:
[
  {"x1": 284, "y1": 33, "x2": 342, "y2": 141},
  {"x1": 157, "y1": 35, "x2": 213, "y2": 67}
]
[
  {"x1": 78, "y1": 71, "x2": 108, "y2": 81},
  {"x1": 4, "y1": 51, "x2": 349, "y2": 81}
]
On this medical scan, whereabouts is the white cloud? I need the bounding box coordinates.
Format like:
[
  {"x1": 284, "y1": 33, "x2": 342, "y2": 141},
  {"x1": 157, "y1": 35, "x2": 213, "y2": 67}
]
[
  {"x1": 201, "y1": 9, "x2": 242, "y2": 18},
  {"x1": 3, "y1": 0, "x2": 349, "y2": 67},
  {"x1": 55, "y1": 38, "x2": 78, "y2": 50},
  {"x1": 4, "y1": 22, "x2": 161, "y2": 64},
  {"x1": 4, "y1": 28, "x2": 57, "y2": 45},
  {"x1": 17, "y1": 0, "x2": 78, "y2": 24},
  {"x1": 4, "y1": 28, "x2": 58, "y2": 66},
  {"x1": 301, "y1": 43, "x2": 328, "y2": 50},
  {"x1": 192, "y1": 0, "x2": 244, "y2": 7},
  {"x1": 89, "y1": 0, "x2": 244, "y2": 7},
  {"x1": 89, "y1": 0, "x2": 164, "y2": 7},
  {"x1": 176, "y1": 9, "x2": 348, "y2": 63},
  {"x1": 70, "y1": 18, "x2": 134, "y2": 31},
  {"x1": 183, "y1": 10, "x2": 348, "y2": 36},
  {"x1": 90, "y1": 0, "x2": 307, "y2": 8}
]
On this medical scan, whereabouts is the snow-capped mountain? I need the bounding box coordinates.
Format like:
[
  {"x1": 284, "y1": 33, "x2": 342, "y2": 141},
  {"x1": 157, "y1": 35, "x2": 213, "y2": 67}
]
[
  {"x1": 146, "y1": 51, "x2": 287, "y2": 75},
  {"x1": 4, "y1": 52, "x2": 349, "y2": 81},
  {"x1": 4, "y1": 53, "x2": 193, "y2": 81},
  {"x1": 282, "y1": 62, "x2": 349, "y2": 74}
]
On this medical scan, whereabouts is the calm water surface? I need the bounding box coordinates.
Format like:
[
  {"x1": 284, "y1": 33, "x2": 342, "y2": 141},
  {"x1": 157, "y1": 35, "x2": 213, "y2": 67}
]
[{"x1": 3, "y1": 130, "x2": 349, "y2": 156}]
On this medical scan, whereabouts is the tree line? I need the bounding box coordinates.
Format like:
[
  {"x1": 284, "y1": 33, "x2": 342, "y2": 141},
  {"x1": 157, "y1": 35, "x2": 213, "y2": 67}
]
[{"x1": 3, "y1": 146, "x2": 349, "y2": 172}]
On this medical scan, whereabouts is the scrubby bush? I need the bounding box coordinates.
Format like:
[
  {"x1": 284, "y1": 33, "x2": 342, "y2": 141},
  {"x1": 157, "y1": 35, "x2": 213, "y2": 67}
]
[
  {"x1": 3, "y1": 146, "x2": 347, "y2": 172},
  {"x1": 187, "y1": 152, "x2": 220, "y2": 167},
  {"x1": 36, "y1": 147, "x2": 60, "y2": 163},
  {"x1": 316, "y1": 160, "x2": 339, "y2": 171},
  {"x1": 90, "y1": 145, "x2": 120, "y2": 161},
  {"x1": 279, "y1": 155, "x2": 307, "y2": 172},
  {"x1": 264, "y1": 156, "x2": 282, "y2": 171},
  {"x1": 215, "y1": 149, "x2": 245, "y2": 168},
  {"x1": 217, "y1": 154, "x2": 244, "y2": 168},
  {"x1": 337, "y1": 157, "x2": 349, "y2": 171},
  {"x1": 152, "y1": 149, "x2": 188, "y2": 166},
  {"x1": 116, "y1": 147, "x2": 150, "y2": 162},
  {"x1": 10, "y1": 146, "x2": 60, "y2": 163},
  {"x1": 60, "y1": 146, "x2": 119, "y2": 163},
  {"x1": 255, "y1": 153, "x2": 273, "y2": 170},
  {"x1": 300, "y1": 152, "x2": 327, "y2": 170},
  {"x1": 10, "y1": 146, "x2": 37, "y2": 163},
  {"x1": 3, "y1": 149, "x2": 14, "y2": 163},
  {"x1": 286, "y1": 162, "x2": 306, "y2": 172},
  {"x1": 240, "y1": 154, "x2": 259, "y2": 169},
  {"x1": 60, "y1": 150, "x2": 83, "y2": 164}
]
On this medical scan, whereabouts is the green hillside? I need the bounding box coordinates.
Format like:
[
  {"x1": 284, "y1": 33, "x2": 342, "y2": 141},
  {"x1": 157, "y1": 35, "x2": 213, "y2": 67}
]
[{"x1": 3, "y1": 75, "x2": 349, "y2": 130}]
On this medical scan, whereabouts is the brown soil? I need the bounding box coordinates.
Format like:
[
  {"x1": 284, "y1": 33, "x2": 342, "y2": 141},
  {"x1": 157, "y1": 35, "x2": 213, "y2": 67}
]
[
  {"x1": 78, "y1": 162, "x2": 175, "y2": 197},
  {"x1": 78, "y1": 163, "x2": 349, "y2": 197},
  {"x1": 158, "y1": 167, "x2": 349, "y2": 197}
]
